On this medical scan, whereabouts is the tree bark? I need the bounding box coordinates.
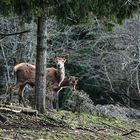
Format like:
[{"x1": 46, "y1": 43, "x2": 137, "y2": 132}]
[{"x1": 35, "y1": 15, "x2": 47, "y2": 113}]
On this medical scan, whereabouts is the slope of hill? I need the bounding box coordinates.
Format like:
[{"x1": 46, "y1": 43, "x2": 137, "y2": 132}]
[{"x1": 0, "y1": 105, "x2": 140, "y2": 140}]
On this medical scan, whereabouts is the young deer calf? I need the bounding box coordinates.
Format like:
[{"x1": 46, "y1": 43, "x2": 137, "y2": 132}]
[
  {"x1": 11, "y1": 57, "x2": 66, "y2": 107},
  {"x1": 26, "y1": 76, "x2": 78, "y2": 109},
  {"x1": 53, "y1": 76, "x2": 78, "y2": 92},
  {"x1": 52, "y1": 76, "x2": 78, "y2": 109}
]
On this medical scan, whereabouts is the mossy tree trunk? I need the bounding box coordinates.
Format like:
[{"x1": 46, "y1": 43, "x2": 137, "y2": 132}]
[{"x1": 35, "y1": 15, "x2": 47, "y2": 113}]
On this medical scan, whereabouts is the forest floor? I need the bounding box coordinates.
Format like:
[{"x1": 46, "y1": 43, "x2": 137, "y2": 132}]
[{"x1": 0, "y1": 105, "x2": 140, "y2": 140}]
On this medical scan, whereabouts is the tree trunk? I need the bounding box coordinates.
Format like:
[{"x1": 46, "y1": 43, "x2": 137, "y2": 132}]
[{"x1": 35, "y1": 15, "x2": 47, "y2": 113}]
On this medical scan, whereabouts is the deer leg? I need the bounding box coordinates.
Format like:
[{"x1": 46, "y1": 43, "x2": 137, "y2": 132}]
[
  {"x1": 56, "y1": 92, "x2": 59, "y2": 110},
  {"x1": 8, "y1": 83, "x2": 22, "y2": 103},
  {"x1": 46, "y1": 90, "x2": 54, "y2": 110},
  {"x1": 18, "y1": 86, "x2": 22, "y2": 105},
  {"x1": 8, "y1": 83, "x2": 18, "y2": 102},
  {"x1": 7, "y1": 85, "x2": 13, "y2": 103},
  {"x1": 8, "y1": 90, "x2": 13, "y2": 105},
  {"x1": 53, "y1": 91, "x2": 59, "y2": 110},
  {"x1": 18, "y1": 84, "x2": 26, "y2": 107}
]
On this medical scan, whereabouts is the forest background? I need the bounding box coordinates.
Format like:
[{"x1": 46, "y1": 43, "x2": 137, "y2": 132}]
[{"x1": 0, "y1": 0, "x2": 140, "y2": 110}]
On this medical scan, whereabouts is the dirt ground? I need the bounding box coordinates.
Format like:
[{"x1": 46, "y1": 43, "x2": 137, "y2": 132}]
[{"x1": 0, "y1": 105, "x2": 140, "y2": 140}]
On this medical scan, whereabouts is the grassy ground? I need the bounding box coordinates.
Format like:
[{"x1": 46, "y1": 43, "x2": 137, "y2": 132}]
[{"x1": 0, "y1": 109, "x2": 140, "y2": 140}]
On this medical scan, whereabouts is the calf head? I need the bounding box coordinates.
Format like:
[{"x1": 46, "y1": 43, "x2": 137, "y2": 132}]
[{"x1": 68, "y1": 76, "x2": 78, "y2": 91}]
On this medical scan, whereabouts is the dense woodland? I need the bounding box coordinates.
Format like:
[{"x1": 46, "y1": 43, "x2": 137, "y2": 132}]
[
  {"x1": 0, "y1": 0, "x2": 140, "y2": 139},
  {"x1": 1, "y1": 13, "x2": 140, "y2": 109}
]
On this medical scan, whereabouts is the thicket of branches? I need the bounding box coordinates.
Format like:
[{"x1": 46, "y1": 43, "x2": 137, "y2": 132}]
[
  {"x1": 45, "y1": 14, "x2": 140, "y2": 107},
  {"x1": 0, "y1": 16, "x2": 36, "y2": 97},
  {"x1": 0, "y1": 14, "x2": 140, "y2": 107}
]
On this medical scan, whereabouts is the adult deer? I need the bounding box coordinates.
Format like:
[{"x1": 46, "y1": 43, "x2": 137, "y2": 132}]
[{"x1": 11, "y1": 57, "x2": 66, "y2": 107}]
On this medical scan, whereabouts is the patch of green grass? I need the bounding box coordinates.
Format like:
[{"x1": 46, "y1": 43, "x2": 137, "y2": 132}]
[{"x1": 111, "y1": 133, "x2": 124, "y2": 140}]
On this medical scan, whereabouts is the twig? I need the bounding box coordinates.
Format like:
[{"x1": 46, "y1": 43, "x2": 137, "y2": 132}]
[
  {"x1": 136, "y1": 66, "x2": 140, "y2": 94},
  {"x1": 109, "y1": 91, "x2": 140, "y2": 102},
  {"x1": 76, "y1": 126, "x2": 105, "y2": 132},
  {"x1": 104, "y1": 65, "x2": 115, "y2": 92},
  {"x1": 0, "y1": 45, "x2": 10, "y2": 83},
  {"x1": 122, "y1": 129, "x2": 139, "y2": 136},
  {"x1": 0, "y1": 30, "x2": 30, "y2": 37}
]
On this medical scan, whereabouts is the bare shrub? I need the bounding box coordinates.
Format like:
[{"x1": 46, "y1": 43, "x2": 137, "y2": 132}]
[{"x1": 62, "y1": 90, "x2": 95, "y2": 113}]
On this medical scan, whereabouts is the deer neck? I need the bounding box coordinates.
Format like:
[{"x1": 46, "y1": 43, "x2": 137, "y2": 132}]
[
  {"x1": 56, "y1": 67, "x2": 65, "y2": 82},
  {"x1": 60, "y1": 78, "x2": 70, "y2": 87}
]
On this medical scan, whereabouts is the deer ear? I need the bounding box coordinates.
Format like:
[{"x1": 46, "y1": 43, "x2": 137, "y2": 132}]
[
  {"x1": 63, "y1": 58, "x2": 66, "y2": 62},
  {"x1": 63, "y1": 54, "x2": 69, "y2": 60},
  {"x1": 53, "y1": 57, "x2": 58, "y2": 62},
  {"x1": 50, "y1": 57, "x2": 55, "y2": 62}
]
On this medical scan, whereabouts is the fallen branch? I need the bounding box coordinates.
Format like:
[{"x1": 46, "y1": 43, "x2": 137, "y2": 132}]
[
  {"x1": 76, "y1": 126, "x2": 105, "y2": 132},
  {"x1": 0, "y1": 113, "x2": 7, "y2": 122},
  {"x1": 46, "y1": 115, "x2": 68, "y2": 128},
  {"x1": 0, "y1": 104, "x2": 38, "y2": 116},
  {"x1": 122, "y1": 129, "x2": 139, "y2": 136},
  {"x1": 102, "y1": 122, "x2": 140, "y2": 137},
  {"x1": 101, "y1": 122, "x2": 126, "y2": 132},
  {"x1": 0, "y1": 94, "x2": 8, "y2": 99},
  {"x1": 21, "y1": 108, "x2": 38, "y2": 116}
]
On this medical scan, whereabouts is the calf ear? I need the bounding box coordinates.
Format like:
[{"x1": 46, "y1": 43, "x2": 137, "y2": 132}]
[
  {"x1": 67, "y1": 77, "x2": 70, "y2": 80},
  {"x1": 75, "y1": 77, "x2": 79, "y2": 81},
  {"x1": 66, "y1": 74, "x2": 70, "y2": 79}
]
